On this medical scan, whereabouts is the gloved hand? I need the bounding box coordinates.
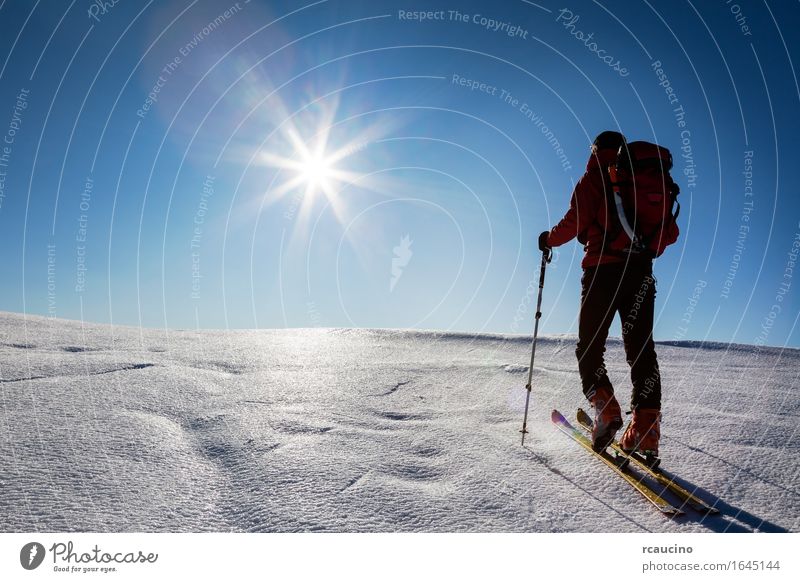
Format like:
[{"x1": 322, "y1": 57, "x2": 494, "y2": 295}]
[{"x1": 538, "y1": 231, "x2": 551, "y2": 252}]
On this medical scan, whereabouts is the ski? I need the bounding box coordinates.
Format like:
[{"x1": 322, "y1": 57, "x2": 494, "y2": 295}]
[
  {"x1": 576, "y1": 408, "x2": 719, "y2": 515},
  {"x1": 550, "y1": 410, "x2": 683, "y2": 516}
]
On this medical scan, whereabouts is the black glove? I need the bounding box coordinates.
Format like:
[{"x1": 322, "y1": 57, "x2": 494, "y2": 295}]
[{"x1": 538, "y1": 231, "x2": 551, "y2": 252}]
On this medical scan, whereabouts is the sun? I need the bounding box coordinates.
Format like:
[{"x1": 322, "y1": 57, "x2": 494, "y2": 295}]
[
  {"x1": 261, "y1": 130, "x2": 362, "y2": 210},
  {"x1": 299, "y1": 151, "x2": 334, "y2": 191},
  {"x1": 255, "y1": 95, "x2": 393, "y2": 233}
]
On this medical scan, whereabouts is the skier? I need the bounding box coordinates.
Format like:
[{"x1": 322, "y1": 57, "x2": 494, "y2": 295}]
[{"x1": 538, "y1": 131, "x2": 662, "y2": 457}]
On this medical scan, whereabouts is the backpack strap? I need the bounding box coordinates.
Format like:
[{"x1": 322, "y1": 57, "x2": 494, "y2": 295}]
[
  {"x1": 591, "y1": 164, "x2": 630, "y2": 258},
  {"x1": 607, "y1": 165, "x2": 646, "y2": 255},
  {"x1": 671, "y1": 182, "x2": 681, "y2": 220}
]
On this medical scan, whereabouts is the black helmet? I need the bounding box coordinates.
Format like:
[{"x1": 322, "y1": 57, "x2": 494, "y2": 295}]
[{"x1": 592, "y1": 131, "x2": 626, "y2": 152}]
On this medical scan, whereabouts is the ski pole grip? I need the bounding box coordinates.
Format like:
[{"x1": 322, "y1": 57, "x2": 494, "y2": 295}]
[{"x1": 538, "y1": 249, "x2": 551, "y2": 289}]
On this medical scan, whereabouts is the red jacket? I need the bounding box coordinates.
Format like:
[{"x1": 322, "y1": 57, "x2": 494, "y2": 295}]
[{"x1": 546, "y1": 150, "x2": 625, "y2": 268}]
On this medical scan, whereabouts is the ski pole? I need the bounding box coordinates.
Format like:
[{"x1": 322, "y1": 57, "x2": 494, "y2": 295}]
[{"x1": 520, "y1": 246, "x2": 552, "y2": 446}]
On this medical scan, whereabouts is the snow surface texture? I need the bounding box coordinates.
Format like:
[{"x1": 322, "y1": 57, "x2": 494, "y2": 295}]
[{"x1": 0, "y1": 311, "x2": 797, "y2": 533}]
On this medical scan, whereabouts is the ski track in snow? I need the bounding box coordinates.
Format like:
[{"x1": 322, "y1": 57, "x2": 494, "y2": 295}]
[{"x1": 0, "y1": 312, "x2": 797, "y2": 533}]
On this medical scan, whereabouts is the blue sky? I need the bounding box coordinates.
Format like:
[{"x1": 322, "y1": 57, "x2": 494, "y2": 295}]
[{"x1": 0, "y1": 0, "x2": 798, "y2": 347}]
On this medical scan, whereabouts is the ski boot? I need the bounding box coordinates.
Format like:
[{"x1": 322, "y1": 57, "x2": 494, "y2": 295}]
[
  {"x1": 620, "y1": 408, "x2": 661, "y2": 463},
  {"x1": 589, "y1": 386, "x2": 623, "y2": 453}
]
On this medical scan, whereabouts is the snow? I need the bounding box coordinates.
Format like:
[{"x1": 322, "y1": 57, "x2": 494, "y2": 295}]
[{"x1": 0, "y1": 311, "x2": 797, "y2": 532}]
